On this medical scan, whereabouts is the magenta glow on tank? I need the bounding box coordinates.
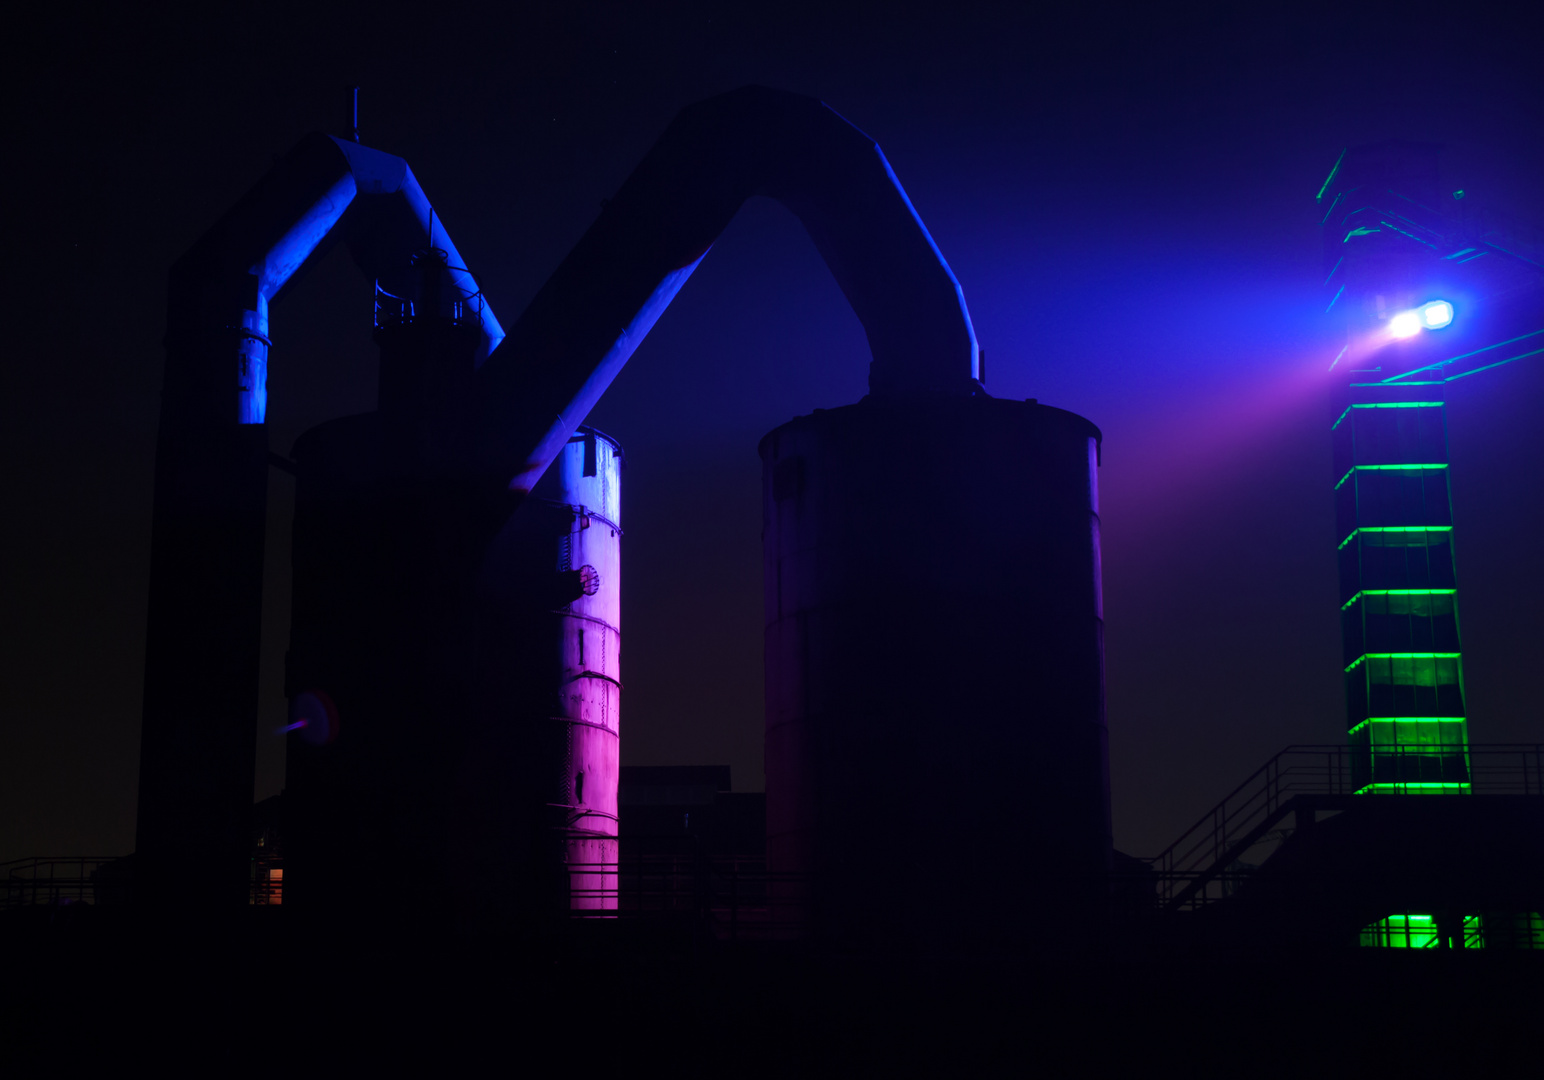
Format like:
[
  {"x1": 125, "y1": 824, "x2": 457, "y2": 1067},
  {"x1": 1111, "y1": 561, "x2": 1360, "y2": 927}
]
[{"x1": 546, "y1": 428, "x2": 624, "y2": 910}]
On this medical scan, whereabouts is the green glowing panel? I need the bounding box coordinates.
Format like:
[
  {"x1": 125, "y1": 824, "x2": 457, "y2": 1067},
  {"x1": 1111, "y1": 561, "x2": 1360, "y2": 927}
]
[
  {"x1": 1338, "y1": 526, "x2": 1452, "y2": 551},
  {"x1": 1355, "y1": 782, "x2": 1472, "y2": 794},
  {"x1": 1464, "y1": 916, "x2": 1485, "y2": 950},
  {"x1": 1341, "y1": 588, "x2": 1456, "y2": 611},
  {"x1": 1349, "y1": 719, "x2": 1470, "y2": 787},
  {"x1": 1345, "y1": 653, "x2": 1465, "y2": 729},
  {"x1": 1360, "y1": 914, "x2": 1438, "y2": 949},
  {"x1": 1347, "y1": 717, "x2": 1466, "y2": 735},
  {"x1": 1334, "y1": 464, "x2": 1448, "y2": 491},
  {"x1": 1360, "y1": 914, "x2": 1541, "y2": 949},
  {"x1": 1341, "y1": 592, "x2": 1460, "y2": 665}
]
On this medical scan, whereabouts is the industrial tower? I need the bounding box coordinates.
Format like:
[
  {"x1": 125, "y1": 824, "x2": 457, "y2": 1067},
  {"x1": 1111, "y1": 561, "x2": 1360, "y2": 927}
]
[{"x1": 1320, "y1": 143, "x2": 1544, "y2": 796}]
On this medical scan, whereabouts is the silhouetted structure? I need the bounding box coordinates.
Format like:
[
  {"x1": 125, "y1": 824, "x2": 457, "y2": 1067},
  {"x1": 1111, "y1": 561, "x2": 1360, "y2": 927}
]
[{"x1": 761, "y1": 398, "x2": 1110, "y2": 950}]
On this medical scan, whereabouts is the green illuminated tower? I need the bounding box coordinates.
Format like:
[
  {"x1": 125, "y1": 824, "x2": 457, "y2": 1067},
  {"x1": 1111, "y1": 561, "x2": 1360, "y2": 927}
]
[
  {"x1": 1321, "y1": 143, "x2": 1472, "y2": 794},
  {"x1": 1333, "y1": 379, "x2": 1468, "y2": 792},
  {"x1": 1322, "y1": 142, "x2": 1542, "y2": 794}
]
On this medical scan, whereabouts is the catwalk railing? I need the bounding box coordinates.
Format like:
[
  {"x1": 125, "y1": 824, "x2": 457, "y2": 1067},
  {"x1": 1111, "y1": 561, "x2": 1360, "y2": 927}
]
[
  {"x1": 566, "y1": 855, "x2": 809, "y2": 941},
  {"x1": 0, "y1": 852, "x2": 802, "y2": 938},
  {"x1": 1, "y1": 857, "x2": 124, "y2": 910},
  {"x1": 1147, "y1": 743, "x2": 1544, "y2": 912}
]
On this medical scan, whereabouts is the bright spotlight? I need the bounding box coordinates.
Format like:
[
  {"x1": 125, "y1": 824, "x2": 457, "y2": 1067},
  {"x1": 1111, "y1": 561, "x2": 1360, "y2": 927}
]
[
  {"x1": 1419, "y1": 300, "x2": 1454, "y2": 329},
  {"x1": 1388, "y1": 310, "x2": 1423, "y2": 338}
]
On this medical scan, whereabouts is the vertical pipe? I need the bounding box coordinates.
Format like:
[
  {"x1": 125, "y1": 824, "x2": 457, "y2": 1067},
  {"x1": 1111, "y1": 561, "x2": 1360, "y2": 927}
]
[{"x1": 136, "y1": 313, "x2": 270, "y2": 910}]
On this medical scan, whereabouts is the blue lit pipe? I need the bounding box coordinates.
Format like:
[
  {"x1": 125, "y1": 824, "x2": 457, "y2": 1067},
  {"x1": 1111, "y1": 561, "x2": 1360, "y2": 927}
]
[
  {"x1": 169, "y1": 133, "x2": 504, "y2": 426},
  {"x1": 475, "y1": 85, "x2": 980, "y2": 496},
  {"x1": 138, "y1": 132, "x2": 503, "y2": 907}
]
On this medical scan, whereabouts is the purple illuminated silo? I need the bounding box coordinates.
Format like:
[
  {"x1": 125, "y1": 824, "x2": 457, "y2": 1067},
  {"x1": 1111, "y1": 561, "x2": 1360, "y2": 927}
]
[
  {"x1": 459, "y1": 426, "x2": 625, "y2": 917},
  {"x1": 534, "y1": 427, "x2": 624, "y2": 911},
  {"x1": 760, "y1": 396, "x2": 1111, "y2": 950}
]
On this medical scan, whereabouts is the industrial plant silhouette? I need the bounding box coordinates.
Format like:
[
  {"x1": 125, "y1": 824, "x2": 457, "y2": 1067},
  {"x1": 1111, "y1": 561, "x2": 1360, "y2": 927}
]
[{"x1": 6, "y1": 86, "x2": 1543, "y2": 1067}]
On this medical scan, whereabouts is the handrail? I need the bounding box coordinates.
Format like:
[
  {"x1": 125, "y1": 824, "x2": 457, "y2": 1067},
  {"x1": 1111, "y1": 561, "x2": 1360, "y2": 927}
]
[{"x1": 1146, "y1": 743, "x2": 1544, "y2": 911}]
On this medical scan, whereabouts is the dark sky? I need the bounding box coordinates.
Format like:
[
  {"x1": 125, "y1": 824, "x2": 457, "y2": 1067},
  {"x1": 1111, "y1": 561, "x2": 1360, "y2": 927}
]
[{"x1": 4, "y1": 2, "x2": 1542, "y2": 862}]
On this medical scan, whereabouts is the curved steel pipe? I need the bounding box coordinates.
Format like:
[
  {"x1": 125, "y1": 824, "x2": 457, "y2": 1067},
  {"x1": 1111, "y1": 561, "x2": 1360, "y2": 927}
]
[{"x1": 476, "y1": 85, "x2": 980, "y2": 495}]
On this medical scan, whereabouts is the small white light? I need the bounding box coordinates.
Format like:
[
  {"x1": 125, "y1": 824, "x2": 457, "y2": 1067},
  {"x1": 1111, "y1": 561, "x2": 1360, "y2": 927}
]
[
  {"x1": 1419, "y1": 300, "x2": 1454, "y2": 329},
  {"x1": 1388, "y1": 311, "x2": 1423, "y2": 338}
]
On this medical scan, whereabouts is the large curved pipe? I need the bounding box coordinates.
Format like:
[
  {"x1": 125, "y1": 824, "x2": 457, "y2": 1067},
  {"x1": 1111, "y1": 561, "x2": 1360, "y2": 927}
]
[
  {"x1": 138, "y1": 133, "x2": 502, "y2": 907},
  {"x1": 165, "y1": 132, "x2": 504, "y2": 427},
  {"x1": 475, "y1": 85, "x2": 979, "y2": 494}
]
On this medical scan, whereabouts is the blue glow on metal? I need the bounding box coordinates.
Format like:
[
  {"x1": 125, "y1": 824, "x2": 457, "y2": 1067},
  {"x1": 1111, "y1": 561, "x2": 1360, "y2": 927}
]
[
  {"x1": 506, "y1": 252, "x2": 710, "y2": 496},
  {"x1": 225, "y1": 138, "x2": 507, "y2": 425},
  {"x1": 256, "y1": 172, "x2": 357, "y2": 301}
]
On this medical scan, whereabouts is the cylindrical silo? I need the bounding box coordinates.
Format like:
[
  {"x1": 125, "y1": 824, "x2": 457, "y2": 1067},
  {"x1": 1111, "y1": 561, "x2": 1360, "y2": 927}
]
[
  {"x1": 760, "y1": 395, "x2": 1110, "y2": 951},
  {"x1": 464, "y1": 427, "x2": 624, "y2": 916},
  {"x1": 538, "y1": 428, "x2": 624, "y2": 910}
]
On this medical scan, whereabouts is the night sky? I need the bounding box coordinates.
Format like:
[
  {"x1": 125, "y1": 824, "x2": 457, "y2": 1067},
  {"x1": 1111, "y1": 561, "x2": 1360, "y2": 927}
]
[{"x1": 4, "y1": 3, "x2": 1542, "y2": 863}]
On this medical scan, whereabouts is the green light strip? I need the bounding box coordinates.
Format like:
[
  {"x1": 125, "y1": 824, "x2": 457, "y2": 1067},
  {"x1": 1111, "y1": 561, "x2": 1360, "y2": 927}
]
[
  {"x1": 1351, "y1": 381, "x2": 1447, "y2": 389},
  {"x1": 1345, "y1": 652, "x2": 1462, "y2": 673},
  {"x1": 1355, "y1": 783, "x2": 1472, "y2": 794},
  {"x1": 1445, "y1": 346, "x2": 1544, "y2": 384},
  {"x1": 1379, "y1": 218, "x2": 1438, "y2": 249},
  {"x1": 1347, "y1": 717, "x2": 1467, "y2": 735},
  {"x1": 1380, "y1": 327, "x2": 1544, "y2": 385},
  {"x1": 1341, "y1": 588, "x2": 1457, "y2": 611},
  {"x1": 1334, "y1": 464, "x2": 1449, "y2": 490},
  {"x1": 1331, "y1": 402, "x2": 1445, "y2": 431},
  {"x1": 1337, "y1": 525, "x2": 1452, "y2": 551},
  {"x1": 1316, "y1": 150, "x2": 1346, "y2": 204}
]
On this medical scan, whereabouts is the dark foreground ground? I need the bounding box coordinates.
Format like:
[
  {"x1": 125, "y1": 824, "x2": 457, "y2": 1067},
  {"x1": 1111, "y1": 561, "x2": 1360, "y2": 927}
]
[{"x1": 3, "y1": 908, "x2": 1540, "y2": 1075}]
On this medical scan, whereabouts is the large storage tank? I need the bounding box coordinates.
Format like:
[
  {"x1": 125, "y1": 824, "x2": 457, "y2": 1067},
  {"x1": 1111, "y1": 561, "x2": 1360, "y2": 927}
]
[
  {"x1": 760, "y1": 395, "x2": 1111, "y2": 951},
  {"x1": 282, "y1": 260, "x2": 488, "y2": 917}
]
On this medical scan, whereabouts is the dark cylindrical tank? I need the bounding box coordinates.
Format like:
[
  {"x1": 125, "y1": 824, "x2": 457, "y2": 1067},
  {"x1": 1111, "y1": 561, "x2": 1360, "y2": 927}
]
[
  {"x1": 760, "y1": 395, "x2": 1110, "y2": 951},
  {"x1": 282, "y1": 263, "x2": 488, "y2": 916}
]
